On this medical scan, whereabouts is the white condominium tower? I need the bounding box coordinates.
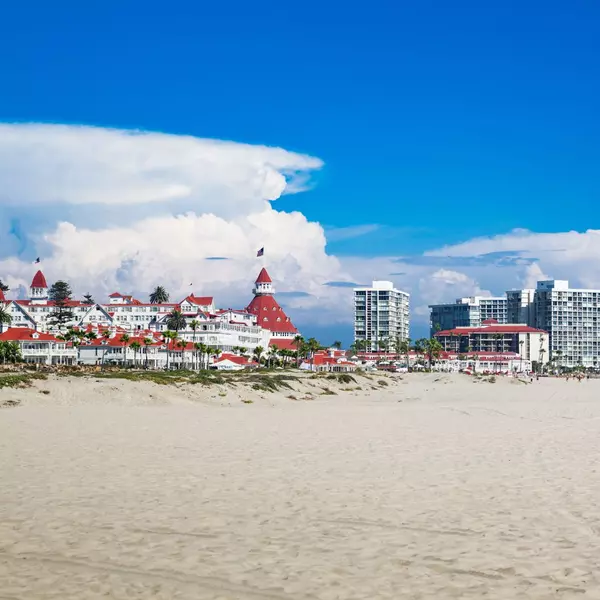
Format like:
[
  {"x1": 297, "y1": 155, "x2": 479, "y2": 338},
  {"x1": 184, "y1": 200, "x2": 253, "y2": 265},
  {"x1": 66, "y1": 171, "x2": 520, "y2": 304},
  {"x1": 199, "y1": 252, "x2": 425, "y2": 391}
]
[
  {"x1": 429, "y1": 296, "x2": 507, "y2": 335},
  {"x1": 354, "y1": 280, "x2": 410, "y2": 351},
  {"x1": 532, "y1": 280, "x2": 600, "y2": 368}
]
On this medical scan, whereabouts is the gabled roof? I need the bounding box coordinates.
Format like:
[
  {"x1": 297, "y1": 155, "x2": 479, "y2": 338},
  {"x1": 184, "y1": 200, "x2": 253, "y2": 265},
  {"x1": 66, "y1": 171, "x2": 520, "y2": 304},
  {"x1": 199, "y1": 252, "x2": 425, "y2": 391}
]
[
  {"x1": 214, "y1": 353, "x2": 257, "y2": 366},
  {"x1": 255, "y1": 268, "x2": 272, "y2": 284},
  {"x1": 0, "y1": 328, "x2": 62, "y2": 342},
  {"x1": 246, "y1": 294, "x2": 298, "y2": 334},
  {"x1": 181, "y1": 295, "x2": 214, "y2": 306},
  {"x1": 31, "y1": 270, "x2": 48, "y2": 288}
]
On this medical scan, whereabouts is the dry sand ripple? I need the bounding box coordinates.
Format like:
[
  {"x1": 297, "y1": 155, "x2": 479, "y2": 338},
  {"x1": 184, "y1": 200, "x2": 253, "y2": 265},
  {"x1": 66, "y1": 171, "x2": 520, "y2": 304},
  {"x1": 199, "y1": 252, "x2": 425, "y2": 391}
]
[{"x1": 2, "y1": 374, "x2": 600, "y2": 599}]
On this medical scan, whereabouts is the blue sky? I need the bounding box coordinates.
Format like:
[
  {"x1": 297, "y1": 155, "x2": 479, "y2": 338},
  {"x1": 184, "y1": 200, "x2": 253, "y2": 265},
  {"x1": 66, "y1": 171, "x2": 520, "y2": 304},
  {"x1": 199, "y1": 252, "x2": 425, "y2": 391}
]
[{"x1": 1, "y1": 0, "x2": 599, "y2": 344}]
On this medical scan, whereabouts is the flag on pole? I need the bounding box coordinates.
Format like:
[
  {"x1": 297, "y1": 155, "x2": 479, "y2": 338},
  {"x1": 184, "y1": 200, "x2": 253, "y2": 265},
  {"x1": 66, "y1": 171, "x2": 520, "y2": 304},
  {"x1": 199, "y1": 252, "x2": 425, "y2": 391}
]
[
  {"x1": 256, "y1": 247, "x2": 264, "y2": 257},
  {"x1": 33, "y1": 257, "x2": 40, "y2": 264}
]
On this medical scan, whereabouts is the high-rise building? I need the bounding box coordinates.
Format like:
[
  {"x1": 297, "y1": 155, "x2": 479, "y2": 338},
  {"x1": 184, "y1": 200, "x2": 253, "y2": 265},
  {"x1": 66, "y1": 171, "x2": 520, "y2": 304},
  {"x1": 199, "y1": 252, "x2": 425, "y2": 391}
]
[
  {"x1": 429, "y1": 296, "x2": 507, "y2": 335},
  {"x1": 531, "y1": 280, "x2": 600, "y2": 368},
  {"x1": 354, "y1": 281, "x2": 409, "y2": 351},
  {"x1": 506, "y1": 289, "x2": 535, "y2": 325}
]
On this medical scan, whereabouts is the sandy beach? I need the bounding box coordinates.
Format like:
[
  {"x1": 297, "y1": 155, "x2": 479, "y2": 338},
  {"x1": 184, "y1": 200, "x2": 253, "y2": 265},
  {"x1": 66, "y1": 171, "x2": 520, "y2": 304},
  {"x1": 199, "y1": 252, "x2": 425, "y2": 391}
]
[{"x1": 2, "y1": 373, "x2": 600, "y2": 599}]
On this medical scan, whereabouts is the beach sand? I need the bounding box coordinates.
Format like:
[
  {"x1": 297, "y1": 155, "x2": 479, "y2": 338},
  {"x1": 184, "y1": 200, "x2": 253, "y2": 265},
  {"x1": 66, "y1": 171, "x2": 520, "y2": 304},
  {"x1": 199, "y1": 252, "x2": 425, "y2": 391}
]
[{"x1": 2, "y1": 373, "x2": 600, "y2": 599}]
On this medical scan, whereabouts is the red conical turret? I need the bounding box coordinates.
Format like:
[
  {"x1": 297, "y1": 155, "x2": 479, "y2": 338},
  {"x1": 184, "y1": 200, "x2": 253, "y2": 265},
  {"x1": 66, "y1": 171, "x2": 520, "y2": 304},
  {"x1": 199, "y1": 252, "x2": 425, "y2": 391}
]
[
  {"x1": 246, "y1": 269, "x2": 298, "y2": 337},
  {"x1": 255, "y1": 268, "x2": 272, "y2": 284},
  {"x1": 31, "y1": 270, "x2": 48, "y2": 289}
]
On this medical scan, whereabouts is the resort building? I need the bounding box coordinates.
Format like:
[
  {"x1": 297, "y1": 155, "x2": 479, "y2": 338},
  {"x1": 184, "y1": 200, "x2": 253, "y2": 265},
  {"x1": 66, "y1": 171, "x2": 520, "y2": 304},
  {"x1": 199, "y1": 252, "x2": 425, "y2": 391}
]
[
  {"x1": 506, "y1": 289, "x2": 536, "y2": 325},
  {"x1": 434, "y1": 321, "x2": 549, "y2": 365},
  {"x1": 354, "y1": 280, "x2": 410, "y2": 351},
  {"x1": 245, "y1": 268, "x2": 300, "y2": 351},
  {"x1": 2, "y1": 267, "x2": 297, "y2": 358},
  {"x1": 0, "y1": 328, "x2": 77, "y2": 365},
  {"x1": 531, "y1": 280, "x2": 600, "y2": 369},
  {"x1": 429, "y1": 296, "x2": 507, "y2": 334}
]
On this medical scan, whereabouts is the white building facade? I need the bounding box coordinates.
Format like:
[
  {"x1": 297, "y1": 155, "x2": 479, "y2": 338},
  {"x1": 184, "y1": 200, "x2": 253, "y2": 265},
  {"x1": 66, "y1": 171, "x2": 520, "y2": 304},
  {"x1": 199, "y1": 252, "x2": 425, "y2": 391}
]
[
  {"x1": 531, "y1": 280, "x2": 600, "y2": 369},
  {"x1": 4, "y1": 268, "x2": 294, "y2": 359},
  {"x1": 429, "y1": 296, "x2": 507, "y2": 335},
  {"x1": 354, "y1": 280, "x2": 410, "y2": 351}
]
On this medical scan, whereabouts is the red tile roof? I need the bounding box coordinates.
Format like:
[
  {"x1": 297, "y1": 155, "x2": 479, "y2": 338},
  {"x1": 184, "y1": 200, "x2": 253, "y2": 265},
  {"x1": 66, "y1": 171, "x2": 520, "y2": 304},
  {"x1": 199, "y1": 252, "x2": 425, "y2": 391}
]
[
  {"x1": 31, "y1": 270, "x2": 48, "y2": 289},
  {"x1": 255, "y1": 268, "x2": 272, "y2": 284},
  {"x1": 182, "y1": 295, "x2": 214, "y2": 306},
  {"x1": 269, "y1": 338, "x2": 298, "y2": 351},
  {"x1": 214, "y1": 353, "x2": 257, "y2": 366},
  {"x1": 436, "y1": 325, "x2": 546, "y2": 336},
  {"x1": 246, "y1": 294, "x2": 298, "y2": 334},
  {"x1": 0, "y1": 328, "x2": 62, "y2": 342}
]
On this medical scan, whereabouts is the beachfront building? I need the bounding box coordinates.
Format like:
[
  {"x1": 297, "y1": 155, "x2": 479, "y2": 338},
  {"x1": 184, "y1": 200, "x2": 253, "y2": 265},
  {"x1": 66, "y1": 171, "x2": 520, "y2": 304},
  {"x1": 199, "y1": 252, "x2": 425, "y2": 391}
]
[
  {"x1": 246, "y1": 268, "x2": 300, "y2": 351},
  {"x1": 354, "y1": 280, "x2": 410, "y2": 351},
  {"x1": 300, "y1": 349, "x2": 358, "y2": 373},
  {"x1": 506, "y1": 289, "x2": 536, "y2": 325},
  {"x1": 435, "y1": 351, "x2": 532, "y2": 374},
  {"x1": 5, "y1": 271, "x2": 113, "y2": 332},
  {"x1": 0, "y1": 327, "x2": 77, "y2": 365},
  {"x1": 434, "y1": 321, "x2": 549, "y2": 365},
  {"x1": 531, "y1": 280, "x2": 600, "y2": 369},
  {"x1": 2, "y1": 267, "x2": 299, "y2": 358},
  {"x1": 429, "y1": 296, "x2": 507, "y2": 335}
]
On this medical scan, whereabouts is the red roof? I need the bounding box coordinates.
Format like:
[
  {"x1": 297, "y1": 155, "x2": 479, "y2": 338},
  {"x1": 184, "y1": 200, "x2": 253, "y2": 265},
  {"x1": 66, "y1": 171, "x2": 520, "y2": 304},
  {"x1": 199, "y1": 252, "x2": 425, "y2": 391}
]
[
  {"x1": 436, "y1": 325, "x2": 546, "y2": 336},
  {"x1": 31, "y1": 270, "x2": 48, "y2": 289},
  {"x1": 255, "y1": 268, "x2": 272, "y2": 284},
  {"x1": 182, "y1": 295, "x2": 214, "y2": 306},
  {"x1": 246, "y1": 294, "x2": 298, "y2": 334},
  {"x1": 15, "y1": 299, "x2": 89, "y2": 308},
  {"x1": 0, "y1": 289, "x2": 5, "y2": 302},
  {"x1": 0, "y1": 328, "x2": 62, "y2": 343},
  {"x1": 269, "y1": 338, "x2": 298, "y2": 351},
  {"x1": 214, "y1": 353, "x2": 257, "y2": 366}
]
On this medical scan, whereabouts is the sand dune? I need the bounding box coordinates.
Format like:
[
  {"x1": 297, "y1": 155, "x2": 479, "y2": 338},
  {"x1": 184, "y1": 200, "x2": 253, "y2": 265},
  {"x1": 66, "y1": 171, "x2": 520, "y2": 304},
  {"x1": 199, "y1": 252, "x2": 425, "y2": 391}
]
[{"x1": 2, "y1": 373, "x2": 600, "y2": 599}]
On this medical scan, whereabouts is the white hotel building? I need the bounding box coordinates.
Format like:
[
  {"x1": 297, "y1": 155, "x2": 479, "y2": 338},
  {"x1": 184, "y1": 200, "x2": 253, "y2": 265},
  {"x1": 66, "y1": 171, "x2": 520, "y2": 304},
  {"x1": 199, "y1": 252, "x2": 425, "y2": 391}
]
[
  {"x1": 429, "y1": 296, "x2": 507, "y2": 334},
  {"x1": 1, "y1": 268, "x2": 297, "y2": 356},
  {"x1": 354, "y1": 280, "x2": 410, "y2": 351}
]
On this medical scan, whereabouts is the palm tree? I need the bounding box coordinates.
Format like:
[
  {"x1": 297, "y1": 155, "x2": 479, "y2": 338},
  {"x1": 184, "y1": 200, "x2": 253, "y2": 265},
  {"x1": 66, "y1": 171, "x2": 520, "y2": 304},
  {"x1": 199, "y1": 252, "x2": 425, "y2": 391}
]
[
  {"x1": 176, "y1": 340, "x2": 187, "y2": 369},
  {"x1": 399, "y1": 340, "x2": 411, "y2": 370},
  {"x1": 331, "y1": 340, "x2": 342, "y2": 350},
  {"x1": 253, "y1": 345, "x2": 264, "y2": 366},
  {"x1": 143, "y1": 337, "x2": 153, "y2": 368},
  {"x1": 493, "y1": 333, "x2": 503, "y2": 353},
  {"x1": 293, "y1": 335, "x2": 304, "y2": 367},
  {"x1": 0, "y1": 341, "x2": 21, "y2": 364},
  {"x1": 0, "y1": 306, "x2": 12, "y2": 334},
  {"x1": 306, "y1": 337, "x2": 321, "y2": 370},
  {"x1": 150, "y1": 286, "x2": 169, "y2": 304},
  {"x1": 101, "y1": 330, "x2": 111, "y2": 368},
  {"x1": 162, "y1": 331, "x2": 176, "y2": 370},
  {"x1": 130, "y1": 340, "x2": 141, "y2": 367},
  {"x1": 268, "y1": 344, "x2": 279, "y2": 368},
  {"x1": 166, "y1": 309, "x2": 186, "y2": 333},
  {"x1": 193, "y1": 342, "x2": 202, "y2": 370},
  {"x1": 190, "y1": 319, "x2": 200, "y2": 342},
  {"x1": 119, "y1": 333, "x2": 130, "y2": 367}
]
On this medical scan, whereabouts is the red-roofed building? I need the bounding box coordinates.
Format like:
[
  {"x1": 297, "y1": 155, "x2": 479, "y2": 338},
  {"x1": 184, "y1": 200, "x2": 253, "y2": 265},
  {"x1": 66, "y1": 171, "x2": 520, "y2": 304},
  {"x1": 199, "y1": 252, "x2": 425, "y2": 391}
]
[
  {"x1": 212, "y1": 353, "x2": 258, "y2": 371},
  {"x1": 179, "y1": 295, "x2": 215, "y2": 313},
  {"x1": 434, "y1": 322, "x2": 549, "y2": 365},
  {"x1": 30, "y1": 270, "x2": 49, "y2": 304},
  {"x1": 246, "y1": 268, "x2": 299, "y2": 348},
  {"x1": 0, "y1": 288, "x2": 6, "y2": 303},
  {"x1": 300, "y1": 349, "x2": 357, "y2": 373},
  {"x1": 0, "y1": 327, "x2": 77, "y2": 364}
]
